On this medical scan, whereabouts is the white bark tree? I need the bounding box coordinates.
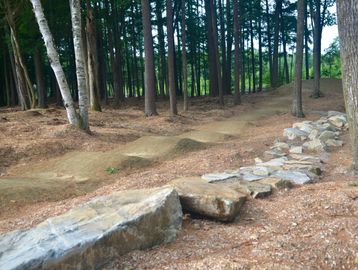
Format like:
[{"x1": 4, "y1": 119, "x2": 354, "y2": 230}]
[
  {"x1": 30, "y1": 0, "x2": 90, "y2": 131},
  {"x1": 70, "y1": 0, "x2": 89, "y2": 131}
]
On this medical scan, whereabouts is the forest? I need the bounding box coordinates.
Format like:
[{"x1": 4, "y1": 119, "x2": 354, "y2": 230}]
[
  {"x1": 0, "y1": 0, "x2": 358, "y2": 269},
  {"x1": 0, "y1": 0, "x2": 340, "y2": 114}
]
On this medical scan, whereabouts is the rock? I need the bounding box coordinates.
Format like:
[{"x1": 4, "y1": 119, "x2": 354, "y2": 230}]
[
  {"x1": 289, "y1": 146, "x2": 303, "y2": 154},
  {"x1": 256, "y1": 157, "x2": 288, "y2": 170},
  {"x1": 318, "y1": 130, "x2": 336, "y2": 143},
  {"x1": 213, "y1": 178, "x2": 272, "y2": 199},
  {"x1": 271, "y1": 142, "x2": 290, "y2": 150},
  {"x1": 201, "y1": 171, "x2": 239, "y2": 182},
  {"x1": 308, "y1": 129, "x2": 320, "y2": 140},
  {"x1": 283, "y1": 161, "x2": 322, "y2": 176},
  {"x1": 0, "y1": 187, "x2": 183, "y2": 270},
  {"x1": 240, "y1": 171, "x2": 266, "y2": 181},
  {"x1": 272, "y1": 170, "x2": 313, "y2": 185},
  {"x1": 326, "y1": 139, "x2": 344, "y2": 147},
  {"x1": 258, "y1": 177, "x2": 293, "y2": 189},
  {"x1": 226, "y1": 180, "x2": 272, "y2": 199},
  {"x1": 255, "y1": 157, "x2": 263, "y2": 164},
  {"x1": 328, "y1": 111, "x2": 346, "y2": 117},
  {"x1": 171, "y1": 178, "x2": 246, "y2": 222},
  {"x1": 263, "y1": 150, "x2": 287, "y2": 160},
  {"x1": 293, "y1": 121, "x2": 314, "y2": 134},
  {"x1": 289, "y1": 154, "x2": 322, "y2": 164},
  {"x1": 284, "y1": 128, "x2": 308, "y2": 140},
  {"x1": 303, "y1": 139, "x2": 327, "y2": 152},
  {"x1": 329, "y1": 115, "x2": 347, "y2": 128},
  {"x1": 240, "y1": 166, "x2": 272, "y2": 177}
]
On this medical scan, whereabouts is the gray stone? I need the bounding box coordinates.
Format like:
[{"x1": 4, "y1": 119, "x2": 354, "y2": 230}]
[
  {"x1": 293, "y1": 122, "x2": 315, "y2": 134},
  {"x1": 289, "y1": 146, "x2": 303, "y2": 154},
  {"x1": 258, "y1": 177, "x2": 293, "y2": 189},
  {"x1": 226, "y1": 180, "x2": 272, "y2": 199},
  {"x1": 284, "y1": 128, "x2": 309, "y2": 140},
  {"x1": 201, "y1": 171, "x2": 240, "y2": 182},
  {"x1": 329, "y1": 115, "x2": 347, "y2": 128},
  {"x1": 263, "y1": 150, "x2": 287, "y2": 160},
  {"x1": 272, "y1": 170, "x2": 313, "y2": 185},
  {"x1": 303, "y1": 139, "x2": 327, "y2": 152},
  {"x1": 328, "y1": 111, "x2": 346, "y2": 118},
  {"x1": 171, "y1": 178, "x2": 246, "y2": 222},
  {"x1": 0, "y1": 187, "x2": 183, "y2": 270},
  {"x1": 326, "y1": 139, "x2": 344, "y2": 147},
  {"x1": 318, "y1": 131, "x2": 336, "y2": 143},
  {"x1": 256, "y1": 157, "x2": 288, "y2": 170},
  {"x1": 308, "y1": 129, "x2": 320, "y2": 140},
  {"x1": 271, "y1": 142, "x2": 290, "y2": 150},
  {"x1": 289, "y1": 154, "x2": 322, "y2": 164},
  {"x1": 239, "y1": 166, "x2": 272, "y2": 177}
]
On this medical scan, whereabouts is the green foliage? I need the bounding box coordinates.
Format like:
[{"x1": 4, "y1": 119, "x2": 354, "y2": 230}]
[
  {"x1": 105, "y1": 167, "x2": 120, "y2": 175},
  {"x1": 321, "y1": 38, "x2": 341, "y2": 79}
]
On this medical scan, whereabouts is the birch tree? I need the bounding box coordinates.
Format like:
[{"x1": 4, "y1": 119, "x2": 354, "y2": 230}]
[{"x1": 29, "y1": 0, "x2": 90, "y2": 131}]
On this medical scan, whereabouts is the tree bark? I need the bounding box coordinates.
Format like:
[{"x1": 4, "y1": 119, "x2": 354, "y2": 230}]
[
  {"x1": 70, "y1": 0, "x2": 90, "y2": 131},
  {"x1": 272, "y1": 0, "x2": 283, "y2": 88},
  {"x1": 30, "y1": 0, "x2": 80, "y2": 128},
  {"x1": 181, "y1": 0, "x2": 188, "y2": 111},
  {"x1": 233, "y1": 0, "x2": 241, "y2": 105},
  {"x1": 292, "y1": 0, "x2": 305, "y2": 118},
  {"x1": 86, "y1": 1, "x2": 102, "y2": 112},
  {"x1": 166, "y1": 0, "x2": 178, "y2": 115},
  {"x1": 34, "y1": 49, "x2": 46, "y2": 108},
  {"x1": 337, "y1": 0, "x2": 358, "y2": 171},
  {"x1": 141, "y1": 0, "x2": 158, "y2": 116}
]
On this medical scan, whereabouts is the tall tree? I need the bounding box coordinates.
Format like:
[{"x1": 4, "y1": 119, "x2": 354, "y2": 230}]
[
  {"x1": 181, "y1": 0, "x2": 188, "y2": 111},
  {"x1": 292, "y1": 0, "x2": 305, "y2": 118},
  {"x1": 337, "y1": 0, "x2": 358, "y2": 172},
  {"x1": 272, "y1": 0, "x2": 283, "y2": 88},
  {"x1": 233, "y1": 0, "x2": 241, "y2": 105},
  {"x1": 30, "y1": 0, "x2": 83, "y2": 128},
  {"x1": 166, "y1": 0, "x2": 178, "y2": 115},
  {"x1": 70, "y1": 0, "x2": 89, "y2": 131},
  {"x1": 141, "y1": 0, "x2": 157, "y2": 116}
]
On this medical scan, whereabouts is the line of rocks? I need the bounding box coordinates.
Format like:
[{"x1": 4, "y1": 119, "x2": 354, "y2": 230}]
[
  {"x1": 171, "y1": 111, "x2": 348, "y2": 222},
  {"x1": 0, "y1": 111, "x2": 348, "y2": 270}
]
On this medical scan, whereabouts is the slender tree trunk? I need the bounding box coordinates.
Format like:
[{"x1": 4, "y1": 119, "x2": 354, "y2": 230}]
[
  {"x1": 337, "y1": 0, "x2": 358, "y2": 171},
  {"x1": 233, "y1": 0, "x2": 241, "y2": 105},
  {"x1": 272, "y1": 0, "x2": 283, "y2": 88},
  {"x1": 210, "y1": 0, "x2": 224, "y2": 106},
  {"x1": 304, "y1": 3, "x2": 310, "y2": 80},
  {"x1": 249, "y1": 0, "x2": 256, "y2": 93},
  {"x1": 155, "y1": 0, "x2": 167, "y2": 98},
  {"x1": 225, "y1": 0, "x2": 233, "y2": 95},
  {"x1": 281, "y1": 13, "x2": 290, "y2": 84},
  {"x1": 292, "y1": 0, "x2": 305, "y2": 118},
  {"x1": 86, "y1": 2, "x2": 102, "y2": 112},
  {"x1": 141, "y1": 0, "x2": 158, "y2": 116},
  {"x1": 30, "y1": 0, "x2": 80, "y2": 127},
  {"x1": 70, "y1": 0, "x2": 90, "y2": 131},
  {"x1": 265, "y1": 0, "x2": 273, "y2": 87},
  {"x1": 167, "y1": 0, "x2": 178, "y2": 115},
  {"x1": 34, "y1": 49, "x2": 46, "y2": 108},
  {"x1": 218, "y1": 0, "x2": 227, "y2": 95},
  {"x1": 182, "y1": 0, "x2": 188, "y2": 111}
]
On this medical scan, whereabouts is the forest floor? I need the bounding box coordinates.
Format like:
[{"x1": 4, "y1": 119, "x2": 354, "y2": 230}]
[{"x1": 1, "y1": 78, "x2": 357, "y2": 269}]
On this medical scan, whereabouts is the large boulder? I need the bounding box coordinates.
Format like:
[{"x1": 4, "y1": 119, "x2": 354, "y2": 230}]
[
  {"x1": 0, "y1": 187, "x2": 182, "y2": 270},
  {"x1": 171, "y1": 177, "x2": 246, "y2": 222}
]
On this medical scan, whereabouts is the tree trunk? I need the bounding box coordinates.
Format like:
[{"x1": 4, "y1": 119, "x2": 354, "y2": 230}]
[
  {"x1": 155, "y1": 0, "x2": 167, "y2": 98},
  {"x1": 181, "y1": 0, "x2": 188, "y2": 111},
  {"x1": 30, "y1": 0, "x2": 80, "y2": 128},
  {"x1": 337, "y1": 0, "x2": 358, "y2": 171},
  {"x1": 233, "y1": 0, "x2": 241, "y2": 105},
  {"x1": 70, "y1": 0, "x2": 90, "y2": 131},
  {"x1": 225, "y1": 0, "x2": 233, "y2": 95},
  {"x1": 304, "y1": 3, "x2": 310, "y2": 80},
  {"x1": 292, "y1": 0, "x2": 305, "y2": 118},
  {"x1": 141, "y1": 0, "x2": 158, "y2": 116},
  {"x1": 265, "y1": 0, "x2": 273, "y2": 87},
  {"x1": 249, "y1": 0, "x2": 256, "y2": 93},
  {"x1": 86, "y1": 2, "x2": 102, "y2": 112},
  {"x1": 166, "y1": 0, "x2": 178, "y2": 115},
  {"x1": 272, "y1": 0, "x2": 283, "y2": 88},
  {"x1": 218, "y1": 0, "x2": 227, "y2": 95},
  {"x1": 34, "y1": 49, "x2": 46, "y2": 108}
]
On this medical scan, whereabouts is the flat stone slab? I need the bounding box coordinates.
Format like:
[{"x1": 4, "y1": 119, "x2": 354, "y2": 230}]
[
  {"x1": 0, "y1": 187, "x2": 182, "y2": 270},
  {"x1": 171, "y1": 178, "x2": 246, "y2": 222},
  {"x1": 201, "y1": 171, "x2": 240, "y2": 182},
  {"x1": 272, "y1": 170, "x2": 313, "y2": 185}
]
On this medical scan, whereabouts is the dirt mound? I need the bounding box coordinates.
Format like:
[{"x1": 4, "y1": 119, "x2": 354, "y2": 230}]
[{"x1": 274, "y1": 78, "x2": 343, "y2": 95}]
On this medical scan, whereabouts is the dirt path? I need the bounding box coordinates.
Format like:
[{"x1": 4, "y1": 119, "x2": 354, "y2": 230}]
[{"x1": 2, "y1": 79, "x2": 357, "y2": 270}]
